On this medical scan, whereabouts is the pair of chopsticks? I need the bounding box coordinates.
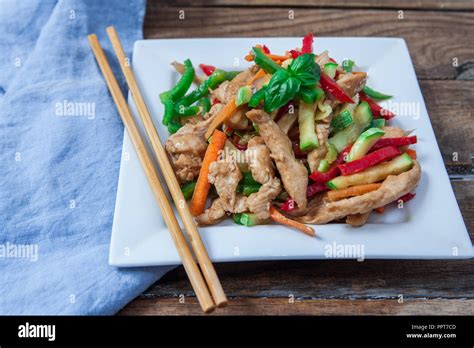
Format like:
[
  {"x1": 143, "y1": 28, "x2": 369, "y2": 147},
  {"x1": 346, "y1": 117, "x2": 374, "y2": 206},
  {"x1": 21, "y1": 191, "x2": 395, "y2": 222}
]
[{"x1": 88, "y1": 26, "x2": 227, "y2": 313}]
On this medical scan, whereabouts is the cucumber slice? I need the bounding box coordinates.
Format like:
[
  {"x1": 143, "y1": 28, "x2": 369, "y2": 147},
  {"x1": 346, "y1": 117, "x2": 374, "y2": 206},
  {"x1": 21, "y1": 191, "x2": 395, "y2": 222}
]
[
  {"x1": 331, "y1": 109, "x2": 353, "y2": 133},
  {"x1": 233, "y1": 213, "x2": 266, "y2": 227},
  {"x1": 298, "y1": 101, "x2": 319, "y2": 151},
  {"x1": 327, "y1": 153, "x2": 414, "y2": 190},
  {"x1": 328, "y1": 101, "x2": 373, "y2": 151},
  {"x1": 326, "y1": 143, "x2": 338, "y2": 163},
  {"x1": 347, "y1": 127, "x2": 385, "y2": 162},
  {"x1": 317, "y1": 159, "x2": 330, "y2": 173},
  {"x1": 369, "y1": 118, "x2": 386, "y2": 129},
  {"x1": 236, "y1": 86, "x2": 253, "y2": 106},
  {"x1": 324, "y1": 62, "x2": 338, "y2": 79}
]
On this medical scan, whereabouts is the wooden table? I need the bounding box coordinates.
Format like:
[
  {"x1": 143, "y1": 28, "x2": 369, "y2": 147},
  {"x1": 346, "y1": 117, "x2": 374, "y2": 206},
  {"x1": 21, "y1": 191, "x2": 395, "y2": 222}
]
[{"x1": 120, "y1": 0, "x2": 474, "y2": 315}]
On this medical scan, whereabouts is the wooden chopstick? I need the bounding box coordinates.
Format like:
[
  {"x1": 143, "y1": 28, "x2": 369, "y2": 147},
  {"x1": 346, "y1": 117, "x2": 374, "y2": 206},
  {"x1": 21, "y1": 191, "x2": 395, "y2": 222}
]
[
  {"x1": 105, "y1": 27, "x2": 228, "y2": 308},
  {"x1": 87, "y1": 34, "x2": 215, "y2": 313}
]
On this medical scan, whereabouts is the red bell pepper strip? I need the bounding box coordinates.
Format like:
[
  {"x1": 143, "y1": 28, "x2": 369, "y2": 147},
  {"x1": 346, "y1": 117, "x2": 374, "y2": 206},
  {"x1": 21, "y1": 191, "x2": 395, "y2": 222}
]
[
  {"x1": 359, "y1": 91, "x2": 395, "y2": 120},
  {"x1": 199, "y1": 64, "x2": 216, "y2": 76},
  {"x1": 320, "y1": 73, "x2": 355, "y2": 103},
  {"x1": 309, "y1": 143, "x2": 352, "y2": 183},
  {"x1": 289, "y1": 50, "x2": 301, "y2": 59},
  {"x1": 280, "y1": 182, "x2": 328, "y2": 212},
  {"x1": 371, "y1": 136, "x2": 417, "y2": 151},
  {"x1": 231, "y1": 134, "x2": 247, "y2": 151},
  {"x1": 338, "y1": 146, "x2": 402, "y2": 176},
  {"x1": 398, "y1": 192, "x2": 416, "y2": 203},
  {"x1": 280, "y1": 198, "x2": 296, "y2": 212},
  {"x1": 262, "y1": 44, "x2": 271, "y2": 54},
  {"x1": 309, "y1": 165, "x2": 340, "y2": 184},
  {"x1": 338, "y1": 143, "x2": 353, "y2": 163},
  {"x1": 307, "y1": 182, "x2": 328, "y2": 198},
  {"x1": 302, "y1": 32, "x2": 314, "y2": 54},
  {"x1": 274, "y1": 100, "x2": 295, "y2": 122},
  {"x1": 292, "y1": 140, "x2": 307, "y2": 158}
]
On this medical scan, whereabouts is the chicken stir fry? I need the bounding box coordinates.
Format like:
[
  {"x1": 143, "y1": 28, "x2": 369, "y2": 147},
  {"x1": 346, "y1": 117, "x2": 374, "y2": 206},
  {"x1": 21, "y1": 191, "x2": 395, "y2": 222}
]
[{"x1": 161, "y1": 33, "x2": 421, "y2": 236}]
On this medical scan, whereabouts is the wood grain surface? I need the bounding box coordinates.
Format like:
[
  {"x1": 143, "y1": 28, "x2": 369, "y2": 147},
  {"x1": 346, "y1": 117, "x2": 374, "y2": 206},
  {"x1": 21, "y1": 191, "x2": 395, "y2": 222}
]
[
  {"x1": 144, "y1": 5, "x2": 474, "y2": 80},
  {"x1": 121, "y1": 298, "x2": 474, "y2": 315},
  {"x1": 157, "y1": 0, "x2": 474, "y2": 11},
  {"x1": 120, "y1": 0, "x2": 474, "y2": 315}
]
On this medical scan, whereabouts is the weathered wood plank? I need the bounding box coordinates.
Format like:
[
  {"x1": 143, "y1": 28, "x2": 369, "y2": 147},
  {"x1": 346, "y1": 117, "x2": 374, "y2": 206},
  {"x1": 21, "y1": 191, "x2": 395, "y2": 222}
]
[
  {"x1": 419, "y1": 80, "x2": 474, "y2": 167},
  {"x1": 452, "y1": 180, "x2": 474, "y2": 236},
  {"x1": 120, "y1": 297, "x2": 474, "y2": 315},
  {"x1": 140, "y1": 253, "x2": 474, "y2": 300},
  {"x1": 153, "y1": 0, "x2": 474, "y2": 11},
  {"x1": 144, "y1": 6, "x2": 474, "y2": 80}
]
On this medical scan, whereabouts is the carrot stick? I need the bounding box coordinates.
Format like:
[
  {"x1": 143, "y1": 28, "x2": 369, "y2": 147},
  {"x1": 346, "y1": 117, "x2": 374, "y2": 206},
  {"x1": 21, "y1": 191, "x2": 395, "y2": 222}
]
[
  {"x1": 327, "y1": 183, "x2": 382, "y2": 201},
  {"x1": 266, "y1": 53, "x2": 290, "y2": 61},
  {"x1": 190, "y1": 130, "x2": 227, "y2": 216},
  {"x1": 269, "y1": 206, "x2": 315, "y2": 237},
  {"x1": 205, "y1": 69, "x2": 266, "y2": 139},
  {"x1": 406, "y1": 149, "x2": 417, "y2": 160}
]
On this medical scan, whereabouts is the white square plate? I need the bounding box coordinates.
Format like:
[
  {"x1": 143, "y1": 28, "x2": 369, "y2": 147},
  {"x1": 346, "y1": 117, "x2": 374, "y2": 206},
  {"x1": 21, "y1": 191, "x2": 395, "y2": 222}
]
[{"x1": 109, "y1": 37, "x2": 472, "y2": 266}]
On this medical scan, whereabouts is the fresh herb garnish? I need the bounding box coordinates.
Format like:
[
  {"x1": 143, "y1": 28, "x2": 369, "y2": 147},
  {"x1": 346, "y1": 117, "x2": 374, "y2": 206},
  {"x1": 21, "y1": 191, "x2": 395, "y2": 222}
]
[
  {"x1": 253, "y1": 52, "x2": 321, "y2": 112},
  {"x1": 263, "y1": 69, "x2": 301, "y2": 113}
]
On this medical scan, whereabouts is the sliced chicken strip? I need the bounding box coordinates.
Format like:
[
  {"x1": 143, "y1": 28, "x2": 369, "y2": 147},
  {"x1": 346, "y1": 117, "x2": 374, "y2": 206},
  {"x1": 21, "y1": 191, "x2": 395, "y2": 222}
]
[
  {"x1": 346, "y1": 211, "x2": 371, "y2": 227},
  {"x1": 246, "y1": 136, "x2": 275, "y2": 185},
  {"x1": 315, "y1": 51, "x2": 330, "y2": 70},
  {"x1": 307, "y1": 123, "x2": 331, "y2": 173},
  {"x1": 165, "y1": 104, "x2": 223, "y2": 183},
  {"x1": 246, "y1": 177, "x2": 282, "y2": 220},
  {"x1": 211, "y1": 66, "x2": 258, "y2": 104},
  {"x1": 195, "y1": 198, "x2": 227, "y2": 226},
  {"x1": 208, "y1": 158, "x2": 242, "y2": 212},
  {"x1": 336, "y1": 72, "x2": 367, "y2": 98},
  {"x1": 224, "y1": 106, "x2": 248, "y2": 130},
  {"x1": 246, "y1": 109, "x2": 309, "y2": 209}
]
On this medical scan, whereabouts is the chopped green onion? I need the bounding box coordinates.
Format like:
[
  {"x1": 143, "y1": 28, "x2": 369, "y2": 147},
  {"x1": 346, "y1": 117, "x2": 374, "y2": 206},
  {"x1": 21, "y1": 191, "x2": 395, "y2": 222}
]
[{"x1": 342, "y1": 59, "x2": 355, "y2": 73}]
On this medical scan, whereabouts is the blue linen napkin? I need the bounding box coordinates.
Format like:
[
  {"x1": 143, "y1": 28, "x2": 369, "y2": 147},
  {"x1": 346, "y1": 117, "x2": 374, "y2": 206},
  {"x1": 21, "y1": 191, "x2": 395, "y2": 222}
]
[{"x1": 0, "y1": 0, "x2": 174, "y2": 314}]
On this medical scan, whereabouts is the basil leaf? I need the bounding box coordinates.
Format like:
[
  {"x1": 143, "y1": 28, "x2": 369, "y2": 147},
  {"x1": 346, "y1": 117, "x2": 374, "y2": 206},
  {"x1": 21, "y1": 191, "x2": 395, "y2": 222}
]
[
  {"x1": 263, "y1": 69, "x2": 301, "y2": 112},
  {"x1": 288, "y1": 53, "x2": 320, "y2": 86}
]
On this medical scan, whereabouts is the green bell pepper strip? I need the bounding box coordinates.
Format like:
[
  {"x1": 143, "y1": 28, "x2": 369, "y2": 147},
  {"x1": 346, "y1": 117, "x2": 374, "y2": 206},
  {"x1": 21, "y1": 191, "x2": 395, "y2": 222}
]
[
  {"x1": 238, "y1": 183, "x2": 261, "y2": 196},
  {"x1": 199, "y1": 97, "x2": 211, "y2": 114},
  {"x1": 168, "y1": 59, "x2": 195, "y2": 102},
  {"x1": 176, "y1": 69, "x2": 240, "y2": 108},
  {"x1": 159, "y1": 91, "x2": 175, "y2": 126},
  {"x1": 241, "y1": 172, "x2": 260, "y2": 186},
  {"x1": 175, "y1": 104, "x2": 201, "y2": 117},
  {"x1": 167, "y1": 119, "x2": 182, "y2": 134},
  {"x1": 181, "y1": 181, "x2": 196, "y2": 200},
  {"x1": 252, "y1": 47, "x2": 281, "y2": 74},
  {"x1": 362, "y1": 86, "x2": 393, "y2": 100},
  {"x1": 297, "y1": 86, "x2": 324, "y2": 104},
  {"x1": 248, "y1": 87, "x2": 267, "y2": 108}
]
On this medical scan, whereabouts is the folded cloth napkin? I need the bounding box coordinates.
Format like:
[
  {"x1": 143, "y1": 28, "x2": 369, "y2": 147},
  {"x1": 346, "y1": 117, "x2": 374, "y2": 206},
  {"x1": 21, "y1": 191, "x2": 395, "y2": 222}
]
[{"x1": 0, "y1": 0, "x2": 173, "y2": 314}]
